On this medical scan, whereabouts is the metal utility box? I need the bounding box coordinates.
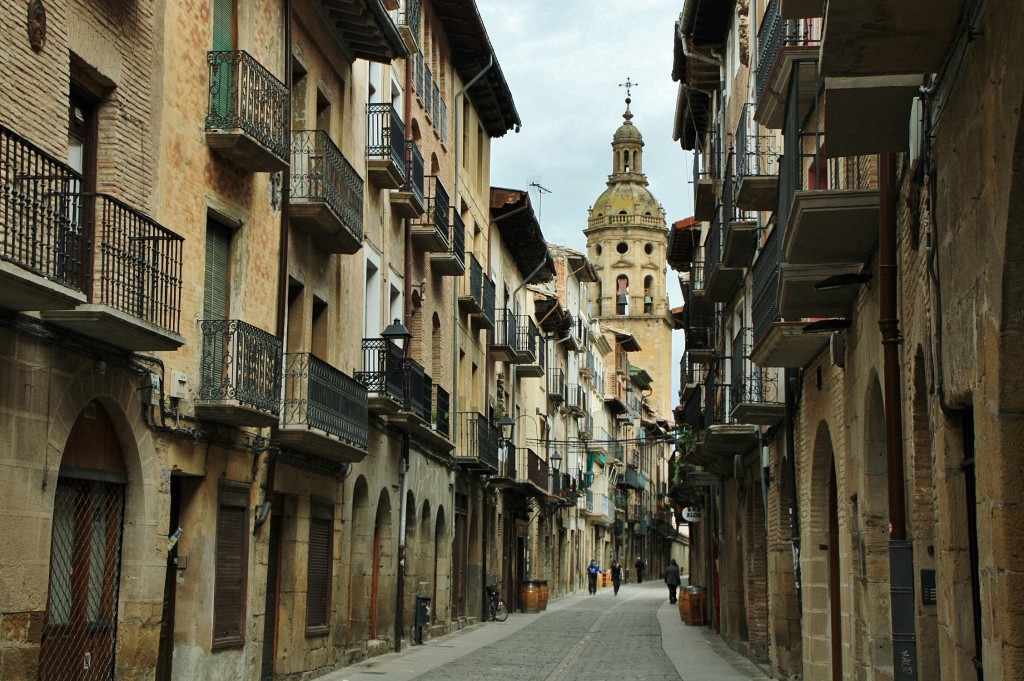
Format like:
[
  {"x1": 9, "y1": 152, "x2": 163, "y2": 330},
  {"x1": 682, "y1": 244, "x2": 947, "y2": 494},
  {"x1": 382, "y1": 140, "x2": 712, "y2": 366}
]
[{"x1": 415, "y1": 596, "x2": 431, "y2": 627}]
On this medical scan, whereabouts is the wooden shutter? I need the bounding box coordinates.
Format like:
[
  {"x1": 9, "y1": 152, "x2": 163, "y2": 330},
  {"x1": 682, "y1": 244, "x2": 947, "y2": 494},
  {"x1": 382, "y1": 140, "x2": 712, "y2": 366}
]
[
  {"x1": 306, "y1": 501, "x2": 333, "y2": 632},
  {"x1": 213, "y1": 481, "x2": 249, "y2": 648},
  {"x1": 203, "y1": 221, "x2": 230, "y2": 320}
]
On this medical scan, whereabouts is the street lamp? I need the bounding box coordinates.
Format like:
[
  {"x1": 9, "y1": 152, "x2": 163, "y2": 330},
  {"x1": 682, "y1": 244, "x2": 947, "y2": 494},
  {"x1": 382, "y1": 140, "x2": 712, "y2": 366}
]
[
  {"x1": 498, "y1": 415, "x2": 516, "y2": 441},
  {"x1": 381, "y1": 318, "x2": 412, "y2": 348}
]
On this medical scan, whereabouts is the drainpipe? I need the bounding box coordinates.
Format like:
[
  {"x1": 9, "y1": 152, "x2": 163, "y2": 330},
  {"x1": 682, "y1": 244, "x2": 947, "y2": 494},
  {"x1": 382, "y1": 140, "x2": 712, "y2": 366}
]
[{"x1": 879, "y1": 152, "x2": 917, "y2": 679}]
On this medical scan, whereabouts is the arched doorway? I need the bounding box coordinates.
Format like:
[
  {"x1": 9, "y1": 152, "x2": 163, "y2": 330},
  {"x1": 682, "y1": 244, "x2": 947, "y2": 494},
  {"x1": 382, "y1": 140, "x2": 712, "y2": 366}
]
[
  {"x1": 346, "y1": 476, "x2": 370, "y2": 647},
  {"x1": 40, "y1": 401, "x2": 127, "y2": 680},
  {"x1": 806, "y1": 420, "x2": 843, "y2": 681},
  {"x1": 369, "y1": 489, "x2": 392, "y2": 639},
  {"x1": 433, "y1": 507, "x2": 447, "y2": 625}
]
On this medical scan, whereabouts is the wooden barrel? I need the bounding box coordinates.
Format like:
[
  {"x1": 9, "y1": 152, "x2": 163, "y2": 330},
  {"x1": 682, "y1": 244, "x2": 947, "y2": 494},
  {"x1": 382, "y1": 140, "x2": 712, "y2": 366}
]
[
  {"x1": 519, "y1": 581, "x2": 542, "y2": 613},
  {"x1": 538, "y1": 581, "x2": 549, "y2": 610}
]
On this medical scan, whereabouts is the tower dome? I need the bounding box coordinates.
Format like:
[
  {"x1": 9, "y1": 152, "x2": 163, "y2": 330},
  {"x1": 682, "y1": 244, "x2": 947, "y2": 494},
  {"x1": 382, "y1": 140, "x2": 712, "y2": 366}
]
[{"x1": 588, "y1": 99, "x2": 665, "y2": 228}]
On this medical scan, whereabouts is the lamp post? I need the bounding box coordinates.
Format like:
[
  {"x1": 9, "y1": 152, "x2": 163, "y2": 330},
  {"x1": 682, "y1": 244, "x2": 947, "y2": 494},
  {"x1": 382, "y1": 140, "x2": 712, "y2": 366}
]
[{"x1": 384, "y1": 317, "x2": 412, "y2": 651}]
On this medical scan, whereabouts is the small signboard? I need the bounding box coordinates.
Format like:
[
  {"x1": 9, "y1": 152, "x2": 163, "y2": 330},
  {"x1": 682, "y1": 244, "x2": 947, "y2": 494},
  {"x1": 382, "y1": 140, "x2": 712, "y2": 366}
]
[{"x1": 681, "y1": 507, "x2": 703, "y2": 523}]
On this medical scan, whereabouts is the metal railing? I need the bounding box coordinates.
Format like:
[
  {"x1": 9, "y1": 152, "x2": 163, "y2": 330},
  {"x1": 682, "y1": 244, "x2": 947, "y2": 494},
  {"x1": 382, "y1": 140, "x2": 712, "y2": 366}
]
[
  {"x1": 392, "y1": 0, "x2": 420, "y2": 44},
  {"x1": 401, "y1": 358, "x2": 432, "y2": 423},
  {"x1": 732, "y1": 328, "x2": 781, "y2": 405},
  {"x1": 366, "y1": 102, "x2": 407, "y2": 181},
  {"x1": 523, "y1": 448, "x2": 549, "y2": 490},
  {"x1": 408, "y1": 141, "x2": 424, "y2": 206},
  {"x1": 497, "y1": 441, "x2": 517, "y2": 479},
  {"x1": 547, "y1": 367, "x2": 566, "y2": 403},
  {"x1": 522, "y1": 316, "x2": 539, "y2": 361},
  {"x1": 355, "y1": 338, "x2": 405, "y2": 402},
  {"x1": 567, "y1": 383, "x2": 585, "y2": 413},
  {"x1": 693, "y1": 139, "x2": 720, "y2": 185},
  {"x1": 481, "y1": 276, "x2": 496, "y2": 327},
  {"x1": 415, "y1": 51, "x2": 424, "y2": 97},
  {"x1": 420, "y1": 174, "x2": 450, "y2": 242},
  {"x1": 206, "y1": 51, "x2": 289, "y2": 161},
  {"x1": 448, "y1": 209, "x2": 465, "y2": 268},
  {"x1": 755, "y1": 0, "x2": 823, "y2": 105},
  {"x1": 681, "y1": 351, "x2": 707, "y2": 387},
  {"x1": 455, "y1": 411, "x2": 500, "y2": 471},
  {"x1": 579, "y1": 412, "x2": 594, "y2": 438},
  {"x1": 494, "y1": 308, "x2": 521, "y2": 351},
  {"x1": 736, "y1": 103, "x2": 779, "y2": 183},
  {"x1": 89, "y1": 194, "x2": 184, "y2": 332},
  {"x1": 0, "y1": 123, "x2": 84, "y2": 290},
  {"x1": 433, "y1": 384, "x2": 450, "y2": 438},
  {"x1": 291, "y1": 130, "x2": 363, "y2": 239},
  {"x1": 199, "y1": 319, "x2": 282, "y2": 415},
  {"x1": 282, "y1": 352, "x2": 368, "y2": 450},
  {"x1": 423, "y1": 65, "x2": 433, "y2": 118},
  {"x1": 706, "y1": 208, "x2": 724, "y2": 274},
  {"x1": 706, "y1": 380, "x2": 741, "y2": 426},
  {"x1": 462, "y1": 253, "x2": 483, "y2": 307},
  {"x1": 752, "y1": 224, "x2": 780, "y2": 345}
]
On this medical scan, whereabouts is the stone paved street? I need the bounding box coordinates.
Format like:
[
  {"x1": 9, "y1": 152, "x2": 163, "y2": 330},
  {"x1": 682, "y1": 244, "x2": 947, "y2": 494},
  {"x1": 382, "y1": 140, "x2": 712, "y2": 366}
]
[{"x1": 322, "y1": 580, "x2": 770, "y2": 681}]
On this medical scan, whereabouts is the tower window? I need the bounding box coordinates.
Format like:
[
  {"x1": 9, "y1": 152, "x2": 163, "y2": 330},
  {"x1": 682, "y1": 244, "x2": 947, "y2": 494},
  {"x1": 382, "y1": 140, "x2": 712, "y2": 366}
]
[
  {"x1": 644, "y1": 243, "x2": 653, "y2": 255},
  {"x1": 616, "y1": 242, "x2": 628, "y2": 254},
  {"x1": 616, "y1": 275, "x2": 629, "y2": 315}
]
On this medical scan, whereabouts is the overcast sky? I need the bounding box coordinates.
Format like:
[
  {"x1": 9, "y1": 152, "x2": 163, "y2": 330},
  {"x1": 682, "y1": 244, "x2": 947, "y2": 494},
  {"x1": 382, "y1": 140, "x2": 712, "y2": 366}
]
[{"x1": 476, "y1": 0, "x2": 694, "y2": 403}]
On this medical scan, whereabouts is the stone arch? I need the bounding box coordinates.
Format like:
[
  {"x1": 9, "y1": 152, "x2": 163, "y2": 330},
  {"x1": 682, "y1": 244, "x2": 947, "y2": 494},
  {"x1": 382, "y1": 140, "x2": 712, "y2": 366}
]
[
  {"x1": 369, "y1": 488, "x2": 393, "y2": 639},
  {"x1": 39, "y1": 368, "x2": 163, "y2": 675},
  {"x1": 346, "y1": 475, "x2": 371, "y2": 646},
  {"x1": 431, "y1": 312, "x2": 443, "y2": 386},
  {"x1": 404, "y1": 489, "x2": 417, "y2": 608},
  {"x1": 433, "y1": 505, "x2": 448, "y2": 624},
  {"x1": 804, "y1": 419, "x2": 843, "y2": 680}
]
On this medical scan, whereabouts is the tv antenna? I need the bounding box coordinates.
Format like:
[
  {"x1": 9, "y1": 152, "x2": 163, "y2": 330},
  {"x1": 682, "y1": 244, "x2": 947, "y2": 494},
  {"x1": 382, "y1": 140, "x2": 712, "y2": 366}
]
[{"x1": 528, "y1": 176, "x2": 552, "y2": 221}]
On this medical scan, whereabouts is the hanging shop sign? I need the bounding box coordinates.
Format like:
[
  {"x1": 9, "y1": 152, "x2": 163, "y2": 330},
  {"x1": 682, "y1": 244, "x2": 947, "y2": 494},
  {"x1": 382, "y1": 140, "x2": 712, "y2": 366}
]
[{"x1": 681, "y1": 507, "x2": 703, "y2": 523}]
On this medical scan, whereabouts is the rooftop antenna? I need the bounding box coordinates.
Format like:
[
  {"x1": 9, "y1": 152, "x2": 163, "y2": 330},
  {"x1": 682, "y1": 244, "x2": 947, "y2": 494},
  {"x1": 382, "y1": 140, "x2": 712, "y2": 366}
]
[{"x1": 528, "y1": 176, "x2": 552, "y2": 222}]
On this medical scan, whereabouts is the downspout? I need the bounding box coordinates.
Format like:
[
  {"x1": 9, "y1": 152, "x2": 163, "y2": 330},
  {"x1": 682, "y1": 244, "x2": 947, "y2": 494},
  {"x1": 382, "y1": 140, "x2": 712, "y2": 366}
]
[
  {"x1": 396, "y1": 46, "x2": 415, "y2": 654},
  {"x1": 879, "y1": 152, "x2": 917, "y2": 680}
]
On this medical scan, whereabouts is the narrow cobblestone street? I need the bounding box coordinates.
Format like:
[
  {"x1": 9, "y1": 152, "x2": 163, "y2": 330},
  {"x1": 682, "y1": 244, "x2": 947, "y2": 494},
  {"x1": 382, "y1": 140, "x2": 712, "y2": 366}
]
[{"x1": 323, "y1": 581, "x2": 769, "y2": 681}]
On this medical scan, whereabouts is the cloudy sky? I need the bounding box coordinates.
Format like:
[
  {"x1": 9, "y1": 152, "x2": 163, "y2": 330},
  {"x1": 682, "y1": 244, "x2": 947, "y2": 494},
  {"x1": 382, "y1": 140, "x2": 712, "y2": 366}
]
[{"x1": 475, "y1": 0, "x2": 694, "y2": 400}]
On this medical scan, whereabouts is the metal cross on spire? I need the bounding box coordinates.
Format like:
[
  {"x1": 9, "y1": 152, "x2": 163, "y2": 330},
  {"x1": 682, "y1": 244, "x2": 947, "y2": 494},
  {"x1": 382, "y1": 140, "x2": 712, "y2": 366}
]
[{"x1": 618, "y1": 77, "x2": 638, "y2": 102}]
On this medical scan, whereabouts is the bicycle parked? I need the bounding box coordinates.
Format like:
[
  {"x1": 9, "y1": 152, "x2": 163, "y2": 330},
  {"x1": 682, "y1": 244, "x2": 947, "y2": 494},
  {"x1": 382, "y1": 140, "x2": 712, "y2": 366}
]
[{"x1": 485, "y1": 584, "x2": 509, "y2": 622}]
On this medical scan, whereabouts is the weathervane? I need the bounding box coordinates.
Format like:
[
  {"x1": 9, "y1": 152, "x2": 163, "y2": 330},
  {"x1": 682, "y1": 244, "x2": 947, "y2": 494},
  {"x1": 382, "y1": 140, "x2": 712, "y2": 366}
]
[{"x1": 618, "y1": 76, "x2": 638, "y2": 103}]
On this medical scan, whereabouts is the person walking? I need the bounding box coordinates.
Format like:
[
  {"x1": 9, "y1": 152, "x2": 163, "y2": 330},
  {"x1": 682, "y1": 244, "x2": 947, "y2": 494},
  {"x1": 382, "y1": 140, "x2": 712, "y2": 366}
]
[
  {"x1": 664, "y1": 558, "x2": 682, "y2": 604},
  {"x1": 634, "y1": 556, "x2": 645, "y2": 584},
  {"x1": 587, "y1": 559, "x2": 601, "y2": 595},
  {"x1": 610, "y1": 559, "x2": 623, "y2": 596}
]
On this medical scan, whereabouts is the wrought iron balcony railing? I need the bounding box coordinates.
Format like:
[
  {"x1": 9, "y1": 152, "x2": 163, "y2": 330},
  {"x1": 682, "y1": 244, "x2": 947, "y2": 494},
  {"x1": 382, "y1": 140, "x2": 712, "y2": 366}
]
[
  {"x1": 459, "y1": 252, "x2": 484, "y2": 312},
  {"x1": 206, "y1": 51, "x2": 289, "y2": 162},
  {"x1": 433, "y1": 383, "x2": 450, "y2": 438},
  {"x1": 755, "y1": 0, "x2": 823, "y2": 106},
  {"x1": 524, "y1": 448, "x2": 549, "y2": 491},
  {"x1": 391, "y1": 0, "x2": 421, "y2": 48},
  {"x1": 419, "y1": 174, "x2": 450, "y2": 243},
  {"x1": 706, "y1": 381, "x2": 742, "y2": 426},
  {"x1": 736, "y1": 103, "x2": 779, "y2": 184},
  {"x1": 494, "y1": 308, "x2": 522, "y2": 352},
  {"x1": 446, "y1": 209, "x2": 466, "y2": 269},
  {"x1": 455, "y1": 411, "x2": 500, "y2": 473},
  {"x1": 481, "y1": 276, "x2": 496, "y2": 328},
  {"x1": 401, "y1": 358, "x2": 432, "y2": 423},
  {"x1": 567, "y1": 383, "x2": 586, "y2": 414},
  {"x1": 355, "y1": 337, "x2": 405, "y2": 402},
  {"x1": 752, "y1": 225, "x2": 781, "y2": 347},
  {"x1": 731, "y1": 328, "x2": 781, "y2": 406},
  {"x1": 291, "y1": 129, "x2": 364, "y2": 240},
  {"x1": 199, "y1": 319, "x2": 283, "y2": 416},
  {"x1": 0, "y1": 123, "x2": 84, "y2": 291},
  {"x1": 547, "y1": 367, "x2": 566, "y2": 403},
  {"x1": 706, "y1": 207, "x2": 724, "y2": 274},
  {"x1": 366, "y1": 102, "x2": 407, "y2": 183},
  {"x1": 282, "y1": 352, "x2": 368, "y2": 450}
]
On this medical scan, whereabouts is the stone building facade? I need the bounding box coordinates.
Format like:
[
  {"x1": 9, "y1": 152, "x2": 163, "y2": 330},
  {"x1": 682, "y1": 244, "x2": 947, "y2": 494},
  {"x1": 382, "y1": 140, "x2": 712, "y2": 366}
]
[{"x1": 671, "y1": 0, "x2": 1024, "y2": 679}]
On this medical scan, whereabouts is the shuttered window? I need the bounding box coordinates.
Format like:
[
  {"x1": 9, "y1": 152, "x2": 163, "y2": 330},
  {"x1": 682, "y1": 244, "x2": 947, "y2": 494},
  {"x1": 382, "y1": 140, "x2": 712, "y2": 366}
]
[
  {"x1": 213, "y1": 481, "x2": 249, "y2": 649},
  {"x1": 305, "y1": 500, "x2": 333, "y2": 633},
  {"x1": 212, "y1": 0, "x2": 235, "y2": 51}
]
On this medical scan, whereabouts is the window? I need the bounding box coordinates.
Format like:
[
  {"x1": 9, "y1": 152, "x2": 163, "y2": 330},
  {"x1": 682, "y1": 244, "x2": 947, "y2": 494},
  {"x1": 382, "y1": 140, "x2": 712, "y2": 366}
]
[
  {"x1": 306, "y1": 500, "x2": 333, "y2": 632},
  {"x1": 213, "y1": 481, "x2": 250, "y2": 648},
  {"x1": 616, "y1": 242, "x2": 628, "y2": 254},
  {"x1": 616, "y1": 275, "x2": 629, "y2": 315}
]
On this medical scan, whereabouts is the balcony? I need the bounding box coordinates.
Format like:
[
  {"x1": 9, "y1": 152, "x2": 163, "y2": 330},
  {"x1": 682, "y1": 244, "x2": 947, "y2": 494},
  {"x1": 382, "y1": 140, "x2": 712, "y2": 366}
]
[
  {"x1": 491, "y1": 308, "x2": 521, "y2": 362},
  {"x1": 692, "y1": 146, "x2": 718, "y2": 222},
  {"x1": 412, "y1": 174, "x2": 450, "y2": 252},
  {"x1": 521, "y1": 448, "x2": 550, "y2": 496},
  {"x1": 729, "y1": 329, "x2": 785, "y2": 426},
  {"x1": 458, "y1": 253, "x2": 484, "y2": 313},
  {"x1": 580, "y1": 349, "x2": 595, "y2": 379},
  {"x1": 679, "y1": 352, "x2": 707, "y2": 405},
  {"x1": 277, "y1": 353, "x2": 369, "y2": 463},
  {"x1": 701, "y1": 382, "x2": 759, "y2": 457},
  {"x1": 583, "y1": 490, "x2": 613, "y2": 524},
  {"x1": 755, "y1": 3, "x2": 821, "y2": 129},
  {"x1": 317, "y1": 0, "x2": 407, "y2": 63},
  {"x1": 735, "y1": 103, "x2": 779, "y2": 211},
  {"x1": 390, "y1": 141, "x2": 424, "y2": 219},
  {"x1": 548, "y1": 367, "x2": 566, "y2": 404},
  {"x1": 354, "y1": 337, "x2": 404, "y2": 415},
  {"x1": 0, "y1": 125, "x2": 88, "y2": 311},
  {"x1": 431, "y1": 209, "x2": 465, "y2": 276},
  {"x1": 566, "y1": 383, "x2": 586, "y2": 416},
  {"x1": 195, "y1": 320, "x2": 282, "y2": 427},
  {"x1": 567, "y1": 314, "x2": 589, "y2": 353},
  {"x1": 290, "y1": 130, "x2": 363, "y2": 254},
  {"x1": 749, "y1": 227, "x2": 829, "y2": 368},
  {"x1": 779, "y1": 0, "x2": 822, "y2": 19},
  {"x1": 390, "y1": 0, "x2": 421, "y2": 53},
  {"x1": 721, "y1": 155, "x2": 759, "y2": 270},
  {"x1": 579, "y1": 412, "x2": 594, "y2": 440},
  {"x1": 705, "y1": 207, "x2": 743, "y2": 303},
  {"x1": 40, "y1": 193, "x2": 186, "y2": 351},
  {"x1": 205, "y1": 51, "x2": 289, "y2": 172},
  {"x1": 453, "y1": 411, "x2": 500, "y2": 475},
  {"x1": 387, "y1": 361, "x2": 453, "y2": 450},
  {"x1": 619, "y1": 468, "x2": 645, "y2": 491},
  {"x1": 820, "y1": 0, "x2": 961, "y2": 79},
  {"x1": 366, "y1": 102, "x2": 406, "y2": 189},
  {"x1": 517, "y1": 317, "x2": 544, "y2": 377},
  {"x1": 604, "y1": 374, "x2": 627, "y2": 415},
  {"x1": 479, "y1": 276, "x2": 496, "y2": 331}
]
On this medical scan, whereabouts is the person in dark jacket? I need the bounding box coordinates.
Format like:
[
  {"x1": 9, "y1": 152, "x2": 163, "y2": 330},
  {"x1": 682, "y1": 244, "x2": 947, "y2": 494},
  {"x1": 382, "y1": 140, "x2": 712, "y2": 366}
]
[
  {"x1": 664, "y1": 558, "x2": 681, "y2": 603},
  {"x1": 610, "y1": 560, "x2": 623, "y2": 596},
  {"x1": 634, "y1": 556, "x2": 645, "y2": 583}
]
